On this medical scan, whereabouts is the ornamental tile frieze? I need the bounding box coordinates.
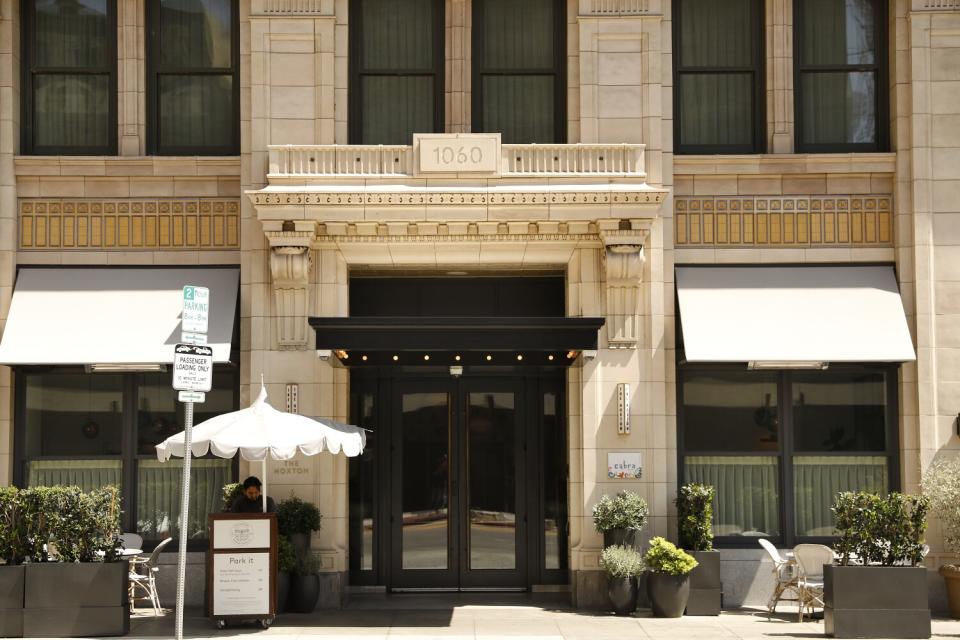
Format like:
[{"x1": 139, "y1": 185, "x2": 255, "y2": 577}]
[{"x1": 250, "y1": 189, "x2": 666, "y2": 208}]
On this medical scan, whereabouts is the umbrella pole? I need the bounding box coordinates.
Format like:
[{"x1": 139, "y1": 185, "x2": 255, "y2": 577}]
[{"x1": 262, "y1": 456, "x2": 267, "y2": 513}]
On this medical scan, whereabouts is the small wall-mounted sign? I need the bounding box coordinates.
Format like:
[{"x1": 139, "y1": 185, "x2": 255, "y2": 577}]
[
  {"x1": 608, "y1": 452, "x2": 642, "y2": 480},
  {"x1": 415, "y1": 133, "x2": 500, "y2": 174}
]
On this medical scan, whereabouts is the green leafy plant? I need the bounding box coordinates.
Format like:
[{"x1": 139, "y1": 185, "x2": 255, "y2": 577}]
[
  {"x1": 643, "y1": 536, "x2": 698, "y2": 576},
  {"x1": 676, "y1": 483, "x2": 715, "y2": 552},
  {"x1": 277, "y1": 497, "x2": 322, "y2": 536},
  {"x1": 832, "y1": 491, "x2": 929, "y2": 567},
  {"x1": 294, "y1": 551, "x2": 320, "y2": 576},
  {"x1": 923, "y1": 457, "x2": 960, "y2": 564},
  {"x1": 18, "y1": 485, "x2": 122, "y2": 563},
  {"x1": 222, "y1": 482, "x2": 243, "y2": 512},
  {"x1": 600, "y1": 544, "x2": 645, "y2": 578},
  {"x1": 278, "y1": 535, "x2": 296, "y2": 574},
  {"x1": 592, "y1": 491, "x2": 649, "y2": 533},
  {"x1": 0, "y1": 486, "x2": 25, "y2": 565}
]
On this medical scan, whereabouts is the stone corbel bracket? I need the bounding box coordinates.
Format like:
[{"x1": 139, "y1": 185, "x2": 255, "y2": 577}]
[
  {"x1": 600, "y1": 228, "x2": 649, "y2": 349},
  {"x1": 266, "y1": 223, "x2": 316, "y2": 349}
]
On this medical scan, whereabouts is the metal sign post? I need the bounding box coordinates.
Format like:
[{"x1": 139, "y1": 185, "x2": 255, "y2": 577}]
[{"x1": 174, "y1": 286, "x2": 211, "y2": 640}]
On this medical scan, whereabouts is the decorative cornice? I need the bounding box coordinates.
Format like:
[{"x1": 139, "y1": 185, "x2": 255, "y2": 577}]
[
  {"x1": 250, "y1": 189, "x2": 666, "y2": 207},
  {"x1": 583, "y1": 0, "x2": 660, "y2": 15},
  {"x1": 323, "y1": 233, "x2": 601, "y2": 244}
]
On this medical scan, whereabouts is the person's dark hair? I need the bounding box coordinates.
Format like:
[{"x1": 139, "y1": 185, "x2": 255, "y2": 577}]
[{"x1": 243, "y1": 476, "x2": 262, "y2": 490}]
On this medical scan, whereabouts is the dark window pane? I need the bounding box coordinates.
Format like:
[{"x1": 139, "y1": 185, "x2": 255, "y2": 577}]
[
  {"x1": 360, "y1": 76, "x2": 434, "y2": 145},
  {"x1": 482, "y1": 75, "x2": 555, "y2": 143},
  {"x1": 24, "y1": 373, "x2": 124, "y2": 458},
  {"x1": 33, "y1": 74, "x2": 111, "y2": 149},
  {"x1": 793, "y1": 456, "x2": 887, "y2": 537},
  {"x1": 800, "y1": 0, "x2": 876, "y2": 65},
  {"x1": 349, "y1": 390, "x2": 377, "y2": 573},
  {"x1": 800, "y1": 71, "x2": 876, "y2": 145},
  {"x1": 679, "y1": 0, "x2": 754, "y2": 68},
  {"x1": 678, "y1": 73, "x2": 753, "y2": 147},
  {"x1": 482, "y1": 0, "x2": 555, "y2": 70},
  {"x1": 542, "y1": 391, "x2": 567, "y2": 571},
  {"x1": 682, "y1": 372, "x2": 779, "y2": 451},
  {"x1": 792, "y1": 370, "x2": 887, "y2": 451},
  {"x1": 361, "y1": 0, "x2": 433, "y2": 70},
  {"x1": 159, "y1": 0, "x2": 232, "y2": 68},
  {"x1": 158, "y1": 74, "x2": 233, "y2": 149},
  {"x1": 34, "y1": 0, "x2": 110, "y2": 68},
  {"x1": 685, "y1": 456, "x2": 780, "y2": 537}
]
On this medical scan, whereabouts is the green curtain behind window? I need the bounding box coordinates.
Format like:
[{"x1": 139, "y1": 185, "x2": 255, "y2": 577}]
[
  {"x1": 676, "y1": 0, "x2": 755, "y2": 149},
  {"x1": 685, "y1": 456, "x2": 779, "y2": 537},
  {"x1": 137, "y1": 459, "x2": 232, "y2": 541},
  {"x1": 479, "y1": 0, "x2": 557, "y2": 143},
  {"x1": 159, "y1": 75, "x2": 233, "y2": 149},
  {"x1": 358, "y1": 0, "x2": 435, "y2": 144},
  {"x1": 32, "y1": 0, "x2": 111, "y2": 150},
  {"x1": 793, "y1": 456, "x2": 887, "y2": 537},
  {"x1": 29, "y1": 459, "x2": 122, "y2": 492}
]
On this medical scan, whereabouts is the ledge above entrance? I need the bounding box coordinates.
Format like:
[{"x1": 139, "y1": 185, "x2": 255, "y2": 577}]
[{"x1": 309, "y1": 316, "x2": 605, "y2": 353}]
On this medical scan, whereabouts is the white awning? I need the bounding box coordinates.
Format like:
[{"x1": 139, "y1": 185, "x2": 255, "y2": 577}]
[
  {"x1": 676, "y1": 266, "x2": 916, "y2": 364},
  {"x1": 0, "y1": 267, "x2": 239, "y2": 365}
]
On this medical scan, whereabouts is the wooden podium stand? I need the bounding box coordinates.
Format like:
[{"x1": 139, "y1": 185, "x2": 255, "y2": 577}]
[{"x1": 207, "y1": 513, "x2": 278, "y2": 629}]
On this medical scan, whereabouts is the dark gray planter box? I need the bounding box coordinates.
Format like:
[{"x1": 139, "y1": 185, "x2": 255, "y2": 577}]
[
  {"x1": 685, "y1": 550, "x2": 721, "y2": 616},
  {"x1": 0, "y1": 564, "x2": 25, "y2": 637},
  {"x1": 23, "y1": 561, "x2": 129, "y2": 637},
  {"x1": 824, "y1": 565, "x2": 930, "y2": 639}
]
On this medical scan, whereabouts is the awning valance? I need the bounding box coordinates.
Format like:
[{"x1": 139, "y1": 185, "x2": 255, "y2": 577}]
[
  {"x1": 0, "y1": 267, "x2": 239, "y2": 365},
  {"x1": 676, "y1": 266, "x2": 916, "y2": 364},
  {"x1": 310, "y1": 316, "x2": 605, "y2": 352}
]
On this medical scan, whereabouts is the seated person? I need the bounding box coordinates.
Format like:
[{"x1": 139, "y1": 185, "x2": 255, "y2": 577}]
[{"x1": 230, "y1": 476, "x2": 277, "y2": 513}]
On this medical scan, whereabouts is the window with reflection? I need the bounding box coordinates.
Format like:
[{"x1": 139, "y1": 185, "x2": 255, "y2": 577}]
[
  {"x1": 795, "y1": 0, "x2": 886, "y2": 151},
  {"x1": 349, "y1": 389, "x2": 377, "y2": 576},
  {"x1": 147, "y1": 0, "x2": 238, "y2": 154},
  {"x1": 22, "y1": 0, "x2": 116, "y2": 154}
]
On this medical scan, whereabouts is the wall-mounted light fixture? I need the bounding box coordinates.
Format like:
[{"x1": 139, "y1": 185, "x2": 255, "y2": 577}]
[{"x1": 617, "y1": 383, "x2": 631, "y2": 435}]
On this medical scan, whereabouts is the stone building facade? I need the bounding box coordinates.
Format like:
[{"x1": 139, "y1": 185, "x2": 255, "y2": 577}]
[{"x1": 0, "y1": 0, "x2": 957, "y2": 611}]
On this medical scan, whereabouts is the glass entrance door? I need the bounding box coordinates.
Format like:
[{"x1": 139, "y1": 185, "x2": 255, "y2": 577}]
[{"x1": 390, "y1": 378, "x2": 525, "y2": 589}]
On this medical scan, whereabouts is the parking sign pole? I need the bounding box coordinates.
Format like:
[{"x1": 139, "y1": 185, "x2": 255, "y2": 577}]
[{"x1": 175, "y1": 400, "x2": 194, "y2": 640}]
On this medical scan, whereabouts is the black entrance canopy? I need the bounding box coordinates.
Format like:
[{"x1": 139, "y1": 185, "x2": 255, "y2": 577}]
[{"x1": 309, "y1": 316, "x2": 605, "y2": 352}]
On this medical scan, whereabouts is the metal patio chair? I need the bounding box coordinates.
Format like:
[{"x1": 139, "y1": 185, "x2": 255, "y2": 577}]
[
  {"x1": 758, "y1": 538, "x2": 800, "y2": 619},
  {"x1": 129, "y1": 537, "x2": 173, "y2": 616}
]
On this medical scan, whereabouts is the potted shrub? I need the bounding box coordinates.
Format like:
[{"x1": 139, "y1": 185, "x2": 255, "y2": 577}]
[
  {"x1": 600, "y1": 544, "x2": 644, "y2": 615},
  {"x1": 593, "y1": 490, "x2": 649, "y2": 549},
  {"x1": 277, "y1": 497, "x2": 322, "y2": 558},
  {"x1": 276, "y1": 535, "x2": 296, "y2": 613},
  {"x1": 644, "y1": 536, "x2": 698, "y2": 618},
  {"x1": 20, "y1": 485, "x2": 128, "y2": 637},
  {"x1": 0, "y1": 486, "x2": 25, "y2": 637},
  {"x1": 923, "y1": 457, "x2": 960, "y2": 618},
  {"x1": 289, "y1": 552, "x2": 321, "y2": 613},
  {"x1": 826, "y1": 491, "x2": 931, "y2": 639},
  {"x1": 676, "y1": 483, "x2": 720, "y2": 615}
]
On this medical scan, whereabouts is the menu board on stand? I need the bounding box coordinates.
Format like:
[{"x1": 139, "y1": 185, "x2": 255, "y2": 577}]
[{"x1": 207, "y1": 513, "x2": 278, "y2": 629}]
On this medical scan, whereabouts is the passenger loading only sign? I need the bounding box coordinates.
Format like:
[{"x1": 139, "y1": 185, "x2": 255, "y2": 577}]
[{"x1": 173, "y1": 344, "x2": 213, "y2": 393}]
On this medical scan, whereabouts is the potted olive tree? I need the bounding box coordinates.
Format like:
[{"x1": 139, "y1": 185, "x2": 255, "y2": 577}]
[
  {"x1": 289, "y1": 552, "x2": 321, "y2": 613},
  {"x1": 924, "y1": 457, "x2": 960, "y2": 619},
  {"x1": 676, "y1": 483, "x2": 719, "y2": 615},
  {"x1": 593, "y1": 490, "x2": 649, "y2": 549},
  {"x1": 20, "y1": 485, "x2": 128, "y2": 637},
  {"x1": 600, "y1": 545, "x2": 644, "y2": 615},
  {"x1": 0, "y1": 486, "x2": 25, "y2": 637},
  {"x1": 644, "y1": 537, "x2": 698, "y2": 618},
  {"x1": 826, "y1": 491, "x2": 931, "y2": 639},
  {"x1": 276, "y1": 535, "x2": 296, "y2": 613},
  {"x1": 277, "y1": 497, "x2": 322, "y2": 558}
]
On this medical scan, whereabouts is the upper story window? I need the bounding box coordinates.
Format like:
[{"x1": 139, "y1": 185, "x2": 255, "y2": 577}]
[
  {"x1": 795, "y1": 0, "x2": 887, "y2": 152},
  {"x1": 349, "y1": 0, "x2": 444, "y2": 144},
  {"x1": 472, "y1": 0, "x2": 565, "y2": 143},
  {"x1": 21, "y1": 0, "x2": 117, "y2": 155},
  {"x1": 673, "y1": 0, "x2": 764, "y2": 154},
  {"x1": 147, "y1": 0, "x2": 239, "y2": 155}
]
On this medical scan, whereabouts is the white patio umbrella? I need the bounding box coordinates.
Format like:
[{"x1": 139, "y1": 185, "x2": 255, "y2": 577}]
[{"x1": 155, "y1": 384, "x2": 366, "y2": 511}]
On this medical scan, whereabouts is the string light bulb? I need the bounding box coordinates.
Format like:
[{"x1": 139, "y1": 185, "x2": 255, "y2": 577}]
[
  {"x1": 454, "y1": 355, "x2": 461, "y2": 361},
  {"x1": 423, "y1": 354, "x2": 430, "y2": 361},
  {"x1": 485, "y1": 354, "x2": 492, "y2": 361},
  {"x1": 361, "y1": 355, "x2": 368, "y2": 361},
  {"x1": 392, "y1": 355, "x2": 399, "y2": 361},
  {"x1": 516, "y1": 354, "x2": 523, "y2": 361}
]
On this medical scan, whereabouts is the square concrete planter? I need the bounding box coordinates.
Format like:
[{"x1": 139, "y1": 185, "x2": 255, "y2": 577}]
[
  {"x1": 0, "y1": 564, "x2": 25, "y2": 637},
  {"x1": 685, "y1": 550, "x2": 721, "y2": 616},
  {"x1": 824, "y1": 565, "x2": 930, "y2": 639},
  {"x1": 23, "y1": 561, "x2": 129, "y2": 638}
]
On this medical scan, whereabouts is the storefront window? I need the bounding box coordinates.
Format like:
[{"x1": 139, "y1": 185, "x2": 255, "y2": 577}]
[
  {"x1": 679, "y1": 367, "x2": 897, "y2": 544},
  {"x1": 18, "y1": 368, "x2": 238, "y2": 544},
  {"x1": 349, "y1": 389, "x2": 377, "y2": 576}
]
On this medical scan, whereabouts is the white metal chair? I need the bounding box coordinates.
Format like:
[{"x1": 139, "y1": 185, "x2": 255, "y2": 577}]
[
  {"x1": 129, "y1": 537, "x2": 173, "y2": 616},
  {"x1": 793, "y1": 543, "x2": 834, "y2": 622},
  {"x1": 120, "y1": 533, "x2": 143, "y2": 552},
  {"x1": 758, "y1": 538, "x2": 800, "y2": 618}
]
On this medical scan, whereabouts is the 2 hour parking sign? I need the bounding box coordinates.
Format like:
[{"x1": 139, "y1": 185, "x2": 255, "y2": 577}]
[{"x1": 172, "y1": 343, "x2": 213, "y2": 392}]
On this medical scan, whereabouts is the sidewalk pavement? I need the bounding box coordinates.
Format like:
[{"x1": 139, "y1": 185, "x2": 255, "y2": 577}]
[{"x1": 124, "y1": 595, "x2": 960, "y2": 640}]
